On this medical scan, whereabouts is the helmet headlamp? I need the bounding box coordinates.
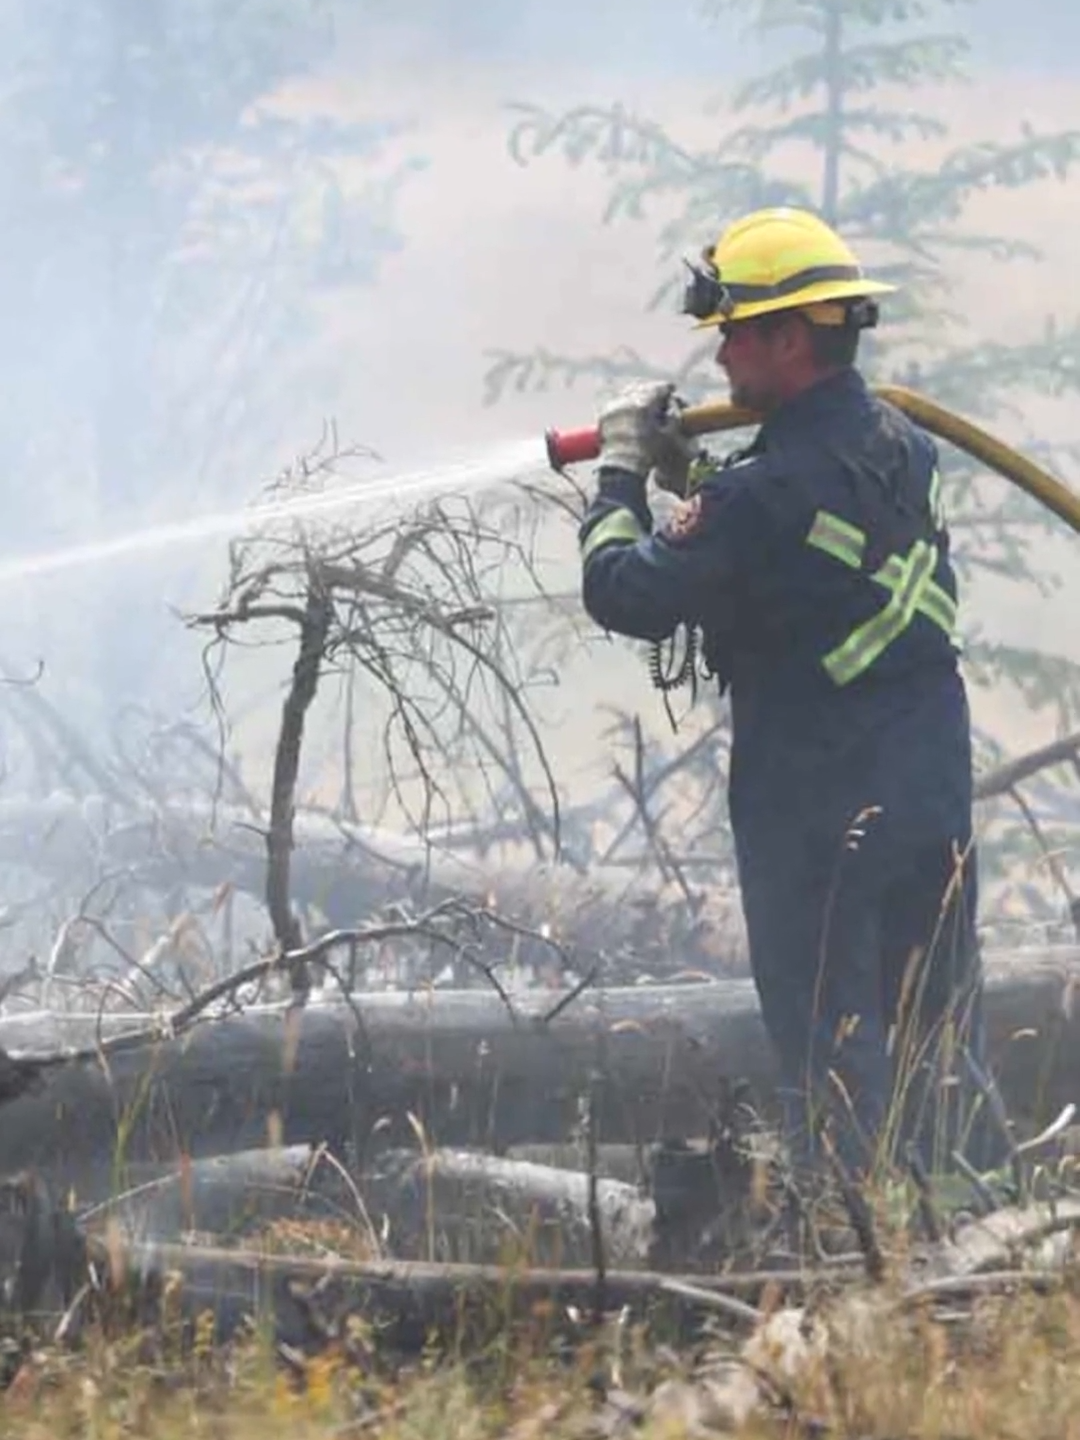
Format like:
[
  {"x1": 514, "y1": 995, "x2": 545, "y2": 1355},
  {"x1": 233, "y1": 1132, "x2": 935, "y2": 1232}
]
[{"x1": 680, "y1": 251, "x2": 733, "y2": 322}]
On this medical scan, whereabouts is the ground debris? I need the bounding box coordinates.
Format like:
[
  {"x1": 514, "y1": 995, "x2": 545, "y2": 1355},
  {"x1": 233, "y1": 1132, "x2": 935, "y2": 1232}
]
[
  {"x1": 645, "y1": 1362, "x2": 761, "y2": 1435},
  {"x1": 911, "y1": 1196, "x2": 1080, "y2": 1285}
]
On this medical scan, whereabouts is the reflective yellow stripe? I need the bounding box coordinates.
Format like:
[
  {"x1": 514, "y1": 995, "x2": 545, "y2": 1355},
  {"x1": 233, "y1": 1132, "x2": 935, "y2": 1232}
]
[
  {"x1": 580, "y1": 507, "x2": 644, "y2": 562},
  {"x1": 823, "y1": 540, "x2": 939, "y2": 686},
  {"x1": 807, "y1": 508, "x2": 957, "y2": 651},
  {"x1": 807, "y1": 510, "x2": 865, "y2": 568},
  {"x1": 686, "y1": 455, "x2": 713, "y2": 495},
  {"x1": 917, "y1": 582, "x2": 956, "y2": 635},
  {"x1": 876, "y1": 554, "x2": 956, "y2": 637}
]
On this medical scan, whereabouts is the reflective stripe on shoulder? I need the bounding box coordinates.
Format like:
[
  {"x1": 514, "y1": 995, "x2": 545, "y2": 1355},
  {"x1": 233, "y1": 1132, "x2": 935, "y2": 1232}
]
[
  {"x1": 580, "y1": 506, "x2": 644, "y2": 562},
  {"x1": 807, "y1": 510, "x2": 866, "y2": 568}
]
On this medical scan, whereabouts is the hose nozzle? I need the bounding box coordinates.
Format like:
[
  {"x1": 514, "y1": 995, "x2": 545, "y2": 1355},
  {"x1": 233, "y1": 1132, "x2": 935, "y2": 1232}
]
[
  {"x1": 544, "y1": 426, "x2": 601, "y2": 472},
  {"x1": 544, "y1": 400, "x2": 754, "y2": 473}
]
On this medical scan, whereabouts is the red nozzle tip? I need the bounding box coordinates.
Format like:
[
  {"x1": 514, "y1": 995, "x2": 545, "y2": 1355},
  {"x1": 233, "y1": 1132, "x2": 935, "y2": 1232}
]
[{"x1": 545, "y1": 425, "x2": 601, "y2": 471}]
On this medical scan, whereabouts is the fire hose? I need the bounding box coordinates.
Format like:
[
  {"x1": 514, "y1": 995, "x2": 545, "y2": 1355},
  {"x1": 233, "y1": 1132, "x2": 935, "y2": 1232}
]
[
  {"x1": 544, "y1": 385, "x2": 1080, "y2": 698},
  {"x1": 545, "y1": 385, "x2": 1080, "y2": 537}
]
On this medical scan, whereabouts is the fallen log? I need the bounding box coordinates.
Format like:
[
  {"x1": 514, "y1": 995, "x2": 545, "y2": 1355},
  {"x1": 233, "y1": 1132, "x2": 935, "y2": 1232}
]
[
  {"x1": 0, "y1": 985, "x2": 761, "y2": 1197},
  {"x1": 6, "y1": 1164, "x2": 1080, "y2": 1375},
  {"x1": 81, "y1": 1144, "x2": 657, "y2": 1270},
  {"x1": 87, "y1": 1140, "x2": 758, "y2": 1275},
  {"x1": 358, "y1": 1148, "x2": 655, "y2": 1268},
  {"x1": 78, "y1": 1145, "x2": 356, "y2": 1247},
  {"x1": 0, "y1": 948, "x2": 1076, "y2": 1194},
  {"x1": 0, "y1": 1170, "x2": 827, "y2": 1351},
  {"x1": 55, "y1": 1195, "x2": 1080, "y2": 1356}
]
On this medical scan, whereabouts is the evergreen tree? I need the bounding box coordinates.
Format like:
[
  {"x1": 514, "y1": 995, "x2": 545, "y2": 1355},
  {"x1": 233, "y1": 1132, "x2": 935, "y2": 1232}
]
[{"x1": 485, "y1": 0, "x2": 1080, "y2": 927}]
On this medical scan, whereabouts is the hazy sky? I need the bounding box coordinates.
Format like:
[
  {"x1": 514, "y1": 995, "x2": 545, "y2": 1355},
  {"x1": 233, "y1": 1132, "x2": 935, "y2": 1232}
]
[{"x1": 340, "y1": 2, "x2": 1080, "y2": 77}]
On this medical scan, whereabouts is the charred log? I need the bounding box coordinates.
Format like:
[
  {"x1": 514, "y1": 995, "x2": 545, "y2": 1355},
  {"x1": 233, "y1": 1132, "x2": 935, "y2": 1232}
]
[
  {"x1": 79, "y1": 1145, "x2": 356, "y2": 1247},
  {"x1": 358, "y1": 1147, "x2": 655, "y2": 1268},
  {"x1": 0, "y1": 952, "x2": 1075, "y2": 1194},
  {"x1": 0, "y1": 976, "x2": 774, "y2": 1197}
]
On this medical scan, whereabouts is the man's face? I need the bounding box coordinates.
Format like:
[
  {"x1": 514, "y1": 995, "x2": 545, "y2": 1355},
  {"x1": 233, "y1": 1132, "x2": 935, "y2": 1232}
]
[{"x1": 715, "y1": 313, "x2": 800, "y2": 412}]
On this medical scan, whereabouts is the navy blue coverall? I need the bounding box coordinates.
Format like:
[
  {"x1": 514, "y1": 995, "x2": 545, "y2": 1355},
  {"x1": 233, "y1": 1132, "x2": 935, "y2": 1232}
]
[{"x1": 579, "y1": 368, "x2": 1008, "y2": 1181}]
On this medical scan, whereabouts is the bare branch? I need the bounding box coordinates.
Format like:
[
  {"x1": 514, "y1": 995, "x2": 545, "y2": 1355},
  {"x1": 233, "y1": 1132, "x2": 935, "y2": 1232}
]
[{"x1": 974, "y1": 727, "x2": 1080, "y2": 800}]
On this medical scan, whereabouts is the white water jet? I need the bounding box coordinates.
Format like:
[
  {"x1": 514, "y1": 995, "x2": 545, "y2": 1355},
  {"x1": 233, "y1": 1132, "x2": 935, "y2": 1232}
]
[{"x1": 0, "y1": 438, "x2": 545, "y2": 591}]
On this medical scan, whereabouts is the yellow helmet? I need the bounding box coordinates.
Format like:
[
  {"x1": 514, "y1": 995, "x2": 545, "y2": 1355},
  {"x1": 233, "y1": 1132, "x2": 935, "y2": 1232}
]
[{"x1": 681, "y1": 207, "x2": 896, "y2": 330}]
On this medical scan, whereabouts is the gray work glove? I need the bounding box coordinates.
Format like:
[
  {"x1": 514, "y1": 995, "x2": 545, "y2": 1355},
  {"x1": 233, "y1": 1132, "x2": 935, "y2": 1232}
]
[{"x1": 596, "y1": 379, "x2": 682, "y2": 479}]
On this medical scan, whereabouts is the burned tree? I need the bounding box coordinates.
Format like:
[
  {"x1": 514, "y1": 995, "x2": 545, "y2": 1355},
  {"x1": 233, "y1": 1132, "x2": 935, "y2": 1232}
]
[{"x1": 186, "y1": 434, "x2": 565, "y2": 976}]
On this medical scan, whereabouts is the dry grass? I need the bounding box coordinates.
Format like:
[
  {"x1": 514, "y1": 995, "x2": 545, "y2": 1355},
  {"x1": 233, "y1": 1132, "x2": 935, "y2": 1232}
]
[
  {"x1": 4, "y1": 1272, "x2": 1080, "y2": 1438},
  {"x1": 0, "y1": 1324, "x2": 594, "y2": 1440}
]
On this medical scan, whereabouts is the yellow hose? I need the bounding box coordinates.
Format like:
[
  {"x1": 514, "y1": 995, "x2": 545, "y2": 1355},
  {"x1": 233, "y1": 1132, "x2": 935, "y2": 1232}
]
[{"x1": 677, "y1": 385, "x2": 1080, "y2": 537}]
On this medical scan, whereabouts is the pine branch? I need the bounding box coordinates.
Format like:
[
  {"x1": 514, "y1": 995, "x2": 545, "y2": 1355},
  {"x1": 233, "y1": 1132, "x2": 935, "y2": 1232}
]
[{"x1": 733, "y1": 34, "x2": 969, "y2": 113}]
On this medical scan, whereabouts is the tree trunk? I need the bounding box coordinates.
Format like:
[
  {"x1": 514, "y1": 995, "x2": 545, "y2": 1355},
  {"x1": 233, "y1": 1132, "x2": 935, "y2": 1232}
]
[{"x1": 266, "y1": 575, "x2": 332, "y2": 970}]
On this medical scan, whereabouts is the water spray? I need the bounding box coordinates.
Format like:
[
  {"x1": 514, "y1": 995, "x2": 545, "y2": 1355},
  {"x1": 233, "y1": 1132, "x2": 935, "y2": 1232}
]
[{"x1": 0, "y1": 438, "x2": 544, "y2": 591}]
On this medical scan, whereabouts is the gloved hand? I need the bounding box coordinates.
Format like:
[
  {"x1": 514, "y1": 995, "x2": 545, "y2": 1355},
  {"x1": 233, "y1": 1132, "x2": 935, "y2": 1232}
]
[
  {"x1": 596, "y1": 379, "x2": 681, "y2": 479},
  {"x1": 651, "y1": 398, "x2": 708, "y2": 499}
]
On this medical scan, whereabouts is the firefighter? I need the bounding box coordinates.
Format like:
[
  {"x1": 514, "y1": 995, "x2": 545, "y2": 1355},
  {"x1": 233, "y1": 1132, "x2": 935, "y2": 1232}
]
[{"x1": 578, "y1": 207, "x2": 1010, "y2": 1188}]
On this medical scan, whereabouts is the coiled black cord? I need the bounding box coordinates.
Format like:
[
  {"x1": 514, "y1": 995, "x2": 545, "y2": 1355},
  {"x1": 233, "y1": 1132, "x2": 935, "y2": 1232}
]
[
  {"x1": 647, "y1": 623, "x2": 727, "y2": 732},
  {"x1": 648, "y1": 625, "x2": 699, "y2": 694}
]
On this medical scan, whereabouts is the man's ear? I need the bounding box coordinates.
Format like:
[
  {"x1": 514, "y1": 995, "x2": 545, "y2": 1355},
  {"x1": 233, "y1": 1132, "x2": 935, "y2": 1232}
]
[{"x1": 783, "y1": 313, "x2": 818, "y2": 365}]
